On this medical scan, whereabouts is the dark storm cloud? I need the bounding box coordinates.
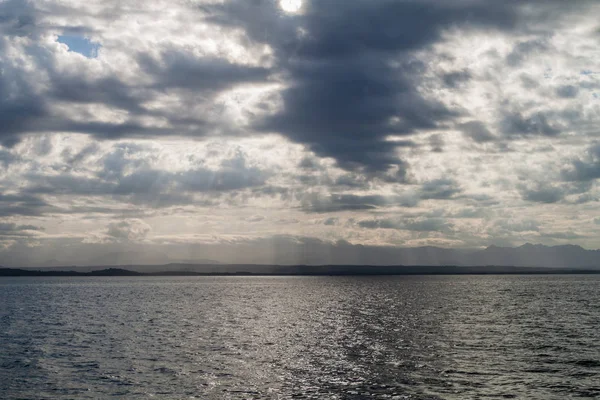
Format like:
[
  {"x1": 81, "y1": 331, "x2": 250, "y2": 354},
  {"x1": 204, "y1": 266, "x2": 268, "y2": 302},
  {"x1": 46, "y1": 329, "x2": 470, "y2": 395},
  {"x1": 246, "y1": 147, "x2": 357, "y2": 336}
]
[
  {"x1": 207, "y1": 0, "x2": 520, "y2": 172},
  {"x1": 505, "y1": 38, "x2": 549, "y2": 67},
  {"x1": 0, "y1": 1, "x2": 97, "y2": 145},
  {"x1": 442, "y1": 70, "x2": 472, "y2": 88},
  {"x1": 0, "y1": 0, "x2": 593, "y2": 172},
  {"x1": 251, "y1": 185, "x2": 290, "y2": 198},
  {"x1": 301, "y1": 193, "x2": 419, "y2": 213},
  {"x1": 0, "y1": 0, "x2": 37, "y2": 37},
  {"x1": 561, "y1": 143, "x2": 600, "y2": 182},
  {"x1": 0, "y1": 63, "x2": 48, "y2": 145},
  {"x1": 332, "y1": 174, "x2": 370, "y2": 189},
  {"x1": 419, "y1": 179, "x2": 462, "y2": 200},
  {"x1": 357, "y1": 219, "x2": 394, "y2": 229},
  {"x1": 520, "y1": 74, "x2": 540, "y2": 90},
  {"x1": 0, "y1": 148, "x2": 18, "y2": 167},
  {"x1": 49, "y1": 74, "x2": 144, "y2": 114},
  {"x1": 19, "y1": 144, "x2": 270, "y2": 210},
  {"x1": 0, "y1": 222, "x2": 44, "y2": 237},
  {"x1": 570, "y1": 193, "x2": 598, "y2": 205},
  {"x1": 301, "y1": 178, "x2": 462, "y2": 213},
  {"x1": 499, "y1": 111, "x2": 561, "y2": 137},
  {"x1": 0, "y1": 0, "x2": 102, "y2": 38},
  {"x1": 459, "y1": 121, "x2": 497, "y2": 143},
  {"x1": 139, "y1": 51, "x2": 270, "y2": 91},
  {"x1": 323, "y1": 217, "x2": 338, "y2": 226},
  {"x1": 0, "y1": 0, "x2": 597, "y2": 225},
  {"x1": 520, "y1": 165, "x2": 595, "y2": 203},
  {"x1": 298, "y1": 156, "x2": 320, "y2": 170},
  {"x1": 257, "y1": 56, "x2": 455, "y2": 172},
  {"x1": 0, "y1": 71, "x2": 162, "y2": 143},
  {"x1": 23, "y1": 166, "x2": 265, "y2": 206},
  {"x1": 519, "y1": 184, "x2": 564, "y2": 204},
  {"x1": 555, "y1": 85, "x2": 579, "y2": 99},
  {"x1": 61, "y1": 143, "x2": 101, "y2": 166},
  {"x1": 450, "y1": 207, "x2": 489, "y2": 219},
  {"x1": 177, "y1": 164, "x2": 268, "y2": 192},
  {"x1": 0, "y1": 8, "x2": 269, "y2": 145},
  {"x1": 463, "y1": 193, "x2": 499, "y2": 206},
  {"x1": 0, "y1": 193, "x2": 50, "y2": 217},
  {"x1": 302, "y1": 194, "x2": 383, "y2": 213},
  {"x1": 23, "y1": 174, "x2": 115, "y2": 196}
]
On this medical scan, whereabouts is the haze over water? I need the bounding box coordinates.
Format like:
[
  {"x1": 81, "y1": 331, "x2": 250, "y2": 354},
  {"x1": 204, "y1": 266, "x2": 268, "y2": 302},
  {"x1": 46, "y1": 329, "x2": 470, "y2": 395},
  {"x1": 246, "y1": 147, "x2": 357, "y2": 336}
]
[{"x1": 1, "y1": 275, "x2": 599, "y2": 399}]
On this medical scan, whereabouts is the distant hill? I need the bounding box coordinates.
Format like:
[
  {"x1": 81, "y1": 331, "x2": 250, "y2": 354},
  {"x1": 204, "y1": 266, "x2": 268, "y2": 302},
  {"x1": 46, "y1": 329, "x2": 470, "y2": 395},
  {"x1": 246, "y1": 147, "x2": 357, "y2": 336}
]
[
  {"x1": 4, "y1": 243, "x2": 600, "y2": 271},
  {"x1": 468, "y1": 244, "x2": 600, "y2": 269},
  {"x1": 2, "y1": 265, "x2": 599, "y2": 277},
  {"x1": 0, "y1": 268, "x2": 141, "y2": 277},
  {"x1": 85, "y1": 251, "x2": 223, "y2": 266},
  {"x1": 333, "y1": 243, "x2": 600, "y2": 269}
]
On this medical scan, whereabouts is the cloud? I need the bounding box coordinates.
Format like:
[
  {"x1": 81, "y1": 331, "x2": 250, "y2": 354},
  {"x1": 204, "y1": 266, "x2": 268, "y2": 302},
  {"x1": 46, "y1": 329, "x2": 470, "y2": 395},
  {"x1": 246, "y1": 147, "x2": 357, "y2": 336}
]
[
  {"x1": 0, "y1": 1, "x2": 273, "y2": 146},
  {"x1": 0, "y1": 0, "x2": 38, "y2": 37},
  {"x1": 540, "y1": 231, "x2": 587, "y2": 240},
  {"x1": 299, "y1": 178, "x2": 462, "y2": 213},
  {"x1": 139, "y1": 51, "x2": 270, "y2": 91},
  {"x1": 459, "y1": 121, "x2": 496, "y2": 143},
  {"x1": 19, "y1": 143, "x2": 270, "y2": 209},
  {"x1": 519, "y1": 184, "x2": 565, "y2": 204},
  {"x1": 301, "y1": 192, "x2": 419, "y2": 213},
  {"x1": 178, "y1": 155, "x2": 269, "y2": 192},
  {"x1": 106, "y1": 219, "x2": 151, "y2": 242},
  {"x1": 419, "y1": 178, "x2": 462, "y2": 200},
  {"x1": 555, "y1": 85, "x2": 579, "y2": 99},
  {"x1": 449, "y1": 207, "x2": 489, "y2": 219},
  {"x1": 505, "y1": 38, "x2": 549, "y2": 67},
  {"x1": 358, "y1": 217, "x2": 453, "y2": 233},
  {"x1": 0, "y1": 222, "x2": 44, "y2": 237},
  {"x1": 208, "y1": 0, "x2": 523, "y2": 172},
  {"x1": 494, "y1": 219, "x2": 540, "y2": 233},
  {"x1": 1, "y1": 0, "x2": 600, "y2": 260},
  {"x1": 62, "y1": 143, "x2": 100, "y2": 166},
  {"x1": 323, "y1": 217, "x2": 338, "y2": 226},
  {"x1": 245, "y1": 215, "x2": 265, "y2": 223},
  {"x1": 562, "y1": 143, "x2": 600, "y2": 182},
  {"x1": 0, "y1": 148, "x2": 18, "y2": 167},
  {"x1": 0, "y1": 193, "x2": 51, "y2": 217},
  {"x1": 442, "y1": 70, "x2": 472, "y2": 88},
  {"x1": 298, "y1": 156, "x2": 321, "y2": 171},
  {"x1": 499, "y1": 111, "x2": 561, "y2": 138}
]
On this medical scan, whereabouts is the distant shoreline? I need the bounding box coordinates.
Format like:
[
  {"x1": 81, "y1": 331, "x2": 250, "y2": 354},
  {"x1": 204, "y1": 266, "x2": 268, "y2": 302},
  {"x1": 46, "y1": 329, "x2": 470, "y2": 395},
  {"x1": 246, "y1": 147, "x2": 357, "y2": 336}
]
[{"x1": 2, "y1": 266, "x2": 600, "y2": 277}]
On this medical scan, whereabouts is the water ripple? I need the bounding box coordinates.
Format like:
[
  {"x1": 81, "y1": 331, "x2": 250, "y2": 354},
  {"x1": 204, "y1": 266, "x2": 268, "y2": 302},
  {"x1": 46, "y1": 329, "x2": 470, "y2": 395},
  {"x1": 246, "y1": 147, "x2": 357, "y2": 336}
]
[{"x1": 0, "y1": 275, "x2": 598, "y2": 399}]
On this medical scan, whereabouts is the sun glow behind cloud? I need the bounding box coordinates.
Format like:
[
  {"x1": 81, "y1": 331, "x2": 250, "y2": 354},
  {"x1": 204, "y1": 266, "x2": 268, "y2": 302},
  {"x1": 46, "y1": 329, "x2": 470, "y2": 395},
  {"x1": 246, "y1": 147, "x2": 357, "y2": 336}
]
[{"x1": 280, "y1": 0, "x2": 302, "y2": 14}]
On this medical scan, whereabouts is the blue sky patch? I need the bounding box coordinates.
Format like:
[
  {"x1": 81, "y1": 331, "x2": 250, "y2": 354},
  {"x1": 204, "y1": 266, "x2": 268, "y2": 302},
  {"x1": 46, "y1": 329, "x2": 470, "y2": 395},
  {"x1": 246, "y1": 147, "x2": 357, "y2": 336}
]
[{"x1": 57, "y1": 35, "x2": 100, "y2": 58}]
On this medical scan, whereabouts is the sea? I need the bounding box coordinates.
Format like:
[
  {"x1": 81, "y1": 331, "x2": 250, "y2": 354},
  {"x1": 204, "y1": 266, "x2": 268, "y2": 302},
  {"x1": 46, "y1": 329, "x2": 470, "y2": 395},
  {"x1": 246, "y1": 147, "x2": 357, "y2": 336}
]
[{"x1": 1, "y1": 275, "x2": 599, "y2": 399}]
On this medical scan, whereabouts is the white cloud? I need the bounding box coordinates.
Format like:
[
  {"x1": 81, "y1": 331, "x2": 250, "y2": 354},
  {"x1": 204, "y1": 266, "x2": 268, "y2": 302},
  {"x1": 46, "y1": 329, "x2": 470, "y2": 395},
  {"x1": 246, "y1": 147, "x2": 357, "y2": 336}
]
[{"x1": 106, "y1": 219, "x2": 151, "y2": 242}]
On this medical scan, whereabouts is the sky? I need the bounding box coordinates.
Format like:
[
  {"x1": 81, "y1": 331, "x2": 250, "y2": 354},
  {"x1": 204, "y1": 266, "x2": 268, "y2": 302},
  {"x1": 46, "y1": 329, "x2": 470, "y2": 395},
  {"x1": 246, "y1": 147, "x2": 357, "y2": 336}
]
[{"x1": 1, "y1": 0, "x2": 600, "y2": 267}]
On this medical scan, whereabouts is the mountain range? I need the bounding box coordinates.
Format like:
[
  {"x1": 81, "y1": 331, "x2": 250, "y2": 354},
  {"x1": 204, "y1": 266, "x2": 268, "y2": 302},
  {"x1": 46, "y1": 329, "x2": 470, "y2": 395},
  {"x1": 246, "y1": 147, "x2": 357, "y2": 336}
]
[
  {"x1": 375, "y1": 243, "x2": 600, "y2": 269},
  {"x1": 2, "y1": 243, "x2": 599, "y2": 272}
]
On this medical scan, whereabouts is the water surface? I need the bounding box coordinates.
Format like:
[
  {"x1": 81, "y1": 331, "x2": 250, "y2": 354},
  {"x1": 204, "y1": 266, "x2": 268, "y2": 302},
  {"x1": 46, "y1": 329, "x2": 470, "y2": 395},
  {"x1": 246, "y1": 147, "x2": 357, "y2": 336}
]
[{"x1": 1, "y1": 275, "x2": 599, "y2": 399}]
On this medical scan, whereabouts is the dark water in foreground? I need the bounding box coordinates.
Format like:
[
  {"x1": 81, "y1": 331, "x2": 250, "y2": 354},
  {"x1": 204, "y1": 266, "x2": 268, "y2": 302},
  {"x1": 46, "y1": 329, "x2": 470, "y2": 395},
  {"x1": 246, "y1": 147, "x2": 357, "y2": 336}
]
[{"x1": 1, "y1": 275, "x2": 599, "y2": 399}]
